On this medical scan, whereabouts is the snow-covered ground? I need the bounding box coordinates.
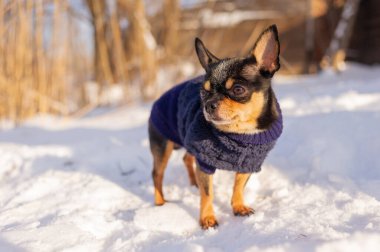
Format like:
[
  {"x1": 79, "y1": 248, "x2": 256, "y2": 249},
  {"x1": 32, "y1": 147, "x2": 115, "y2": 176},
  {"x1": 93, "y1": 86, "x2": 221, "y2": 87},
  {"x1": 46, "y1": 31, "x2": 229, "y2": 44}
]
[{"x1": 1, "y1": 63, "x2": 380, "y2": 251}]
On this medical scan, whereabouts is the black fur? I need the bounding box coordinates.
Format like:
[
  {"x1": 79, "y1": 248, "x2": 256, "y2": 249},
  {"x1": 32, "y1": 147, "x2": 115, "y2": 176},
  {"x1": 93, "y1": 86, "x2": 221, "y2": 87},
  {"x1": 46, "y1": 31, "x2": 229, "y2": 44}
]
[
  {"x1": 148, "y1": 121, "x2": 168, "y2": 160},
  {"x1": 196, "y1": 24, "x2": 281, "y2": 130},
  {"x1": 257, "y1": 87, "x2": 279, "y2": 129}
]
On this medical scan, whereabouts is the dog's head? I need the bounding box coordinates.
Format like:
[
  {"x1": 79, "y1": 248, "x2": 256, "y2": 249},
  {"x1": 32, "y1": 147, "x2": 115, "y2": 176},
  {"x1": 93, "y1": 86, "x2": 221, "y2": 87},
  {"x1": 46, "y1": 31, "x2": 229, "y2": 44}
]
[{"x1": 195, "y1": 25, "x2": 280, "y2": 133}]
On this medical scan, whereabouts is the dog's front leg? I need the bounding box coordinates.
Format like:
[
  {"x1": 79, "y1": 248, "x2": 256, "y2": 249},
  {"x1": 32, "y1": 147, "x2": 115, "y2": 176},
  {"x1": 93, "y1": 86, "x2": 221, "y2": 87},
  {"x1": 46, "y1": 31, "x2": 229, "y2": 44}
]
[
  {"x1": 231, "y1": 172, "x2": 255, "y2": 216},
  {"x1": 183, "y1": 152, "x2": 197, "y2": 186},
  {"x1": 195, "y1": 165, "x2": 218, "y2": 229}
]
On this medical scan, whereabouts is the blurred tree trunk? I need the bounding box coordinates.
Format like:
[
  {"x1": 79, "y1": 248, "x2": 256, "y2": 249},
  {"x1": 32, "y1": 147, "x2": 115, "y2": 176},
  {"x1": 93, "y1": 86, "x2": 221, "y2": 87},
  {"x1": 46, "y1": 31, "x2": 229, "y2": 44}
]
[
  {"x1": 322, "y1": 0, "x2": 361, "y2": 71},
  {"x1": 86, "y1": 0, "x2": 114, "y2": 89},
  {"x1": 51, "y1": 0, "x2": 68, "y2": 114},
  {"x1": 119, "y1": 0, "x2": 158, "y2": 101},
  {"x1": 304, "y1": 0, "x2": 315, "y2": 74},
  {"x1": 163, "y1": 0, "x2": 180, "y2": 63},
  {"x1": 109, "y1": 5, "x2": 129, "y2": 92}
]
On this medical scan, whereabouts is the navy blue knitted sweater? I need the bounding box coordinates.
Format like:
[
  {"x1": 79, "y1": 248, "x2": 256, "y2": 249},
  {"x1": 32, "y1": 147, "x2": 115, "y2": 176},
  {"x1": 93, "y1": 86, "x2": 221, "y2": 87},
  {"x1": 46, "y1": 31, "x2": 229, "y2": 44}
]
[{"x1": 150, "y1": 76, "x2": 283, "y2": 174}]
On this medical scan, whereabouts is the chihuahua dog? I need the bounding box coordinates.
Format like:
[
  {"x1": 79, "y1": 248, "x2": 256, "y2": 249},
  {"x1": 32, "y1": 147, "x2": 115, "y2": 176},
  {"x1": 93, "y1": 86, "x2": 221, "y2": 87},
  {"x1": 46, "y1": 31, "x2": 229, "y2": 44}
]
[{"x1": 148, "y1": 25, "x2": 283, "y2": 229}]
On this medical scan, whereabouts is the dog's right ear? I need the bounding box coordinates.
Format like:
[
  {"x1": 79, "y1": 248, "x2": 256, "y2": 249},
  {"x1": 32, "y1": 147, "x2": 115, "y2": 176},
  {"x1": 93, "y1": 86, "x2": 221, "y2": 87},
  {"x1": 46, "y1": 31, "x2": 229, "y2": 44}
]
[
  {"x1": 249, "y1": 25, "x2": 280, "y2": 78},
  {"x1": 195, "y1": 38, "x2": 220, "y2": 71}
]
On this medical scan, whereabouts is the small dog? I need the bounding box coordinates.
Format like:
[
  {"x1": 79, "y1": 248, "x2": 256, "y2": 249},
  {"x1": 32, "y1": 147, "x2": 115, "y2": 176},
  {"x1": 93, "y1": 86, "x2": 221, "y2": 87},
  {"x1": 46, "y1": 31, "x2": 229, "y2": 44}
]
[{"x1": 148, "y1": 25, "x2": 283, "y2": 229}]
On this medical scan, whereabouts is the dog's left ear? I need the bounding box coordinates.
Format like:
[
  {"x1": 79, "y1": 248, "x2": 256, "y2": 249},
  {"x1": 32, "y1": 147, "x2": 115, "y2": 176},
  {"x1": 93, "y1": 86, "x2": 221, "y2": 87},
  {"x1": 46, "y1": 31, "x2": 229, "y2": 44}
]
[
  {"x1": 195, "y1": 37, "x2": 220, "y2": 71},
  {"x1": 250, "y1": 25, "x2": 280, "y2": 78}
]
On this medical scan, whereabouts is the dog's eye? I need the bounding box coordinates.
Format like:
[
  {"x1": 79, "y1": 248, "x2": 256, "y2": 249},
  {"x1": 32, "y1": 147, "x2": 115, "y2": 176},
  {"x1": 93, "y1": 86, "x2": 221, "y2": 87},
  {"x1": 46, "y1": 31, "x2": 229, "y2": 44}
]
[
  {"x1": 200, "y1": 89, "x2": 209, "y2": 99},
  {"x1": 232, "y1": 85, "x2": 246, "y2": 96}
]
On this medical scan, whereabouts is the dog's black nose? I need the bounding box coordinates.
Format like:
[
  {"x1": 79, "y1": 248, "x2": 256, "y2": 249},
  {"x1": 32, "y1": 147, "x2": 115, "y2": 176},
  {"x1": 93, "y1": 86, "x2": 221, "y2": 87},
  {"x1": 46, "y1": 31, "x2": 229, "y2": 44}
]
[{"x1": 206, "y1": 102, "x2": 218, "y2": 113}]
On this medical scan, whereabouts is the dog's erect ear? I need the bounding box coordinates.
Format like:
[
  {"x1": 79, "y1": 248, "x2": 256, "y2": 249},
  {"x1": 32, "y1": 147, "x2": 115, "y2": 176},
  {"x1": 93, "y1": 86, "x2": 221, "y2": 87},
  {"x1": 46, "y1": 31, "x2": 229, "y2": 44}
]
[
  {"x1": 250, "y1": 25, "x2": 280, "y2": 78},
  {"x1": 195, "y1": 37, "x2": 220, "y2": 71}
]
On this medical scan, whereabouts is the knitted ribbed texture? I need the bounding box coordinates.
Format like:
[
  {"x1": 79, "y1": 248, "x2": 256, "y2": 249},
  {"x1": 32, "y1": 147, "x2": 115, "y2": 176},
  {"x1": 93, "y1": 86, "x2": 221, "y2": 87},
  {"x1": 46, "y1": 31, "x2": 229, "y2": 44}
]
[{"x1": 150, "y1": 76, "x2": 283, "y2": 174}]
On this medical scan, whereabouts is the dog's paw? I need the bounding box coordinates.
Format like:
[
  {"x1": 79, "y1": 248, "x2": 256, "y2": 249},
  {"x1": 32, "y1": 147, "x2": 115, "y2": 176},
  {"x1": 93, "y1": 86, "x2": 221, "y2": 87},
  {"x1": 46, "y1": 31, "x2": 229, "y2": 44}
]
[
  {"x1": 200, "y1": 216, "x2": 219, "y2": 229},
  {"x1": 154, "y1": 198, "x2": 166, "y2": 206},
  {"x1": 233, "y1": 205, "x2": 255, "y2": 216}
]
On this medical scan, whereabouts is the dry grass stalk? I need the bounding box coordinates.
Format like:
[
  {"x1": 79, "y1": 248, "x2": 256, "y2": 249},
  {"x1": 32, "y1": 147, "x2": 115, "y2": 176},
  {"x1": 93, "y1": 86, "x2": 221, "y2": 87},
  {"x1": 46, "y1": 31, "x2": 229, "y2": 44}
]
[{"x1": 0, "y1": 0, "x2": 78, "y2": 123}]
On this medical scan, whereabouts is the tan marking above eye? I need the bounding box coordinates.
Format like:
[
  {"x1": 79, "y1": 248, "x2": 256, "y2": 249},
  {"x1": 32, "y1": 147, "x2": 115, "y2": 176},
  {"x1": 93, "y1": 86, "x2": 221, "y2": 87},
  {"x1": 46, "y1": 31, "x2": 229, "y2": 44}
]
[
  {"x1": 204, "y1": 80, "x2": 211, "y2": 91},
  {"x1": 225, "y1": 78, "x2": 234, "y2": 89}
]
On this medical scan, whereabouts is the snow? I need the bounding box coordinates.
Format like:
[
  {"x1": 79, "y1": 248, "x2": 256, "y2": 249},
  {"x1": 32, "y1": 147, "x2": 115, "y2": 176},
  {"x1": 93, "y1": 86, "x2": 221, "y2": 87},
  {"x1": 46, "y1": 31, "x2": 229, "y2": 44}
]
[
  {"x1": 1, "y1": 63, "x2": 380, "y2": 251},
  {"x1": 183, "y1": 9, "x2": 283, "y2": 29},
  {"x1": 199, "y1": 9, "x2": 282, "y2": 28}
]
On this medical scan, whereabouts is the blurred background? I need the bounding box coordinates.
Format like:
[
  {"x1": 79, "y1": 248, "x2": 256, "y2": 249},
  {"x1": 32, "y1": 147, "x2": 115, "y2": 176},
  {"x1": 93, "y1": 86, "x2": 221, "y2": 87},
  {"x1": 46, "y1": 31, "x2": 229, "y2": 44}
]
[{"x1": 0, "y1": 0, "x2": 379, "y2": 124}]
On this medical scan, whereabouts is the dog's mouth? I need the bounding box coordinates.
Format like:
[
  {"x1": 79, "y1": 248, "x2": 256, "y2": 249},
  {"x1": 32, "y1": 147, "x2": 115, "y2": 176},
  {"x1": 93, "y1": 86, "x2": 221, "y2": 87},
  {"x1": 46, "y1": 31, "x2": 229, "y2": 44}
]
[{"x1": 203, "y1": 108, "x2": 235, "y2": 125}]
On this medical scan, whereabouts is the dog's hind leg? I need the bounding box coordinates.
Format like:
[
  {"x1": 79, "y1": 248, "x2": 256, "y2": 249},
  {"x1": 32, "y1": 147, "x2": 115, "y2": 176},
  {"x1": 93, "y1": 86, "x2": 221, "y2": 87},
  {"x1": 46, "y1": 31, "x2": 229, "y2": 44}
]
[
  {"x1": 183, "y1": 152, "x2": 197, "y2": 187},
  {"x1": 149, "y1": 122, "x2": 174, "y2": 206},
  {"x1": 231, "y1": 172, "x2": 255, "y2": 216}
]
